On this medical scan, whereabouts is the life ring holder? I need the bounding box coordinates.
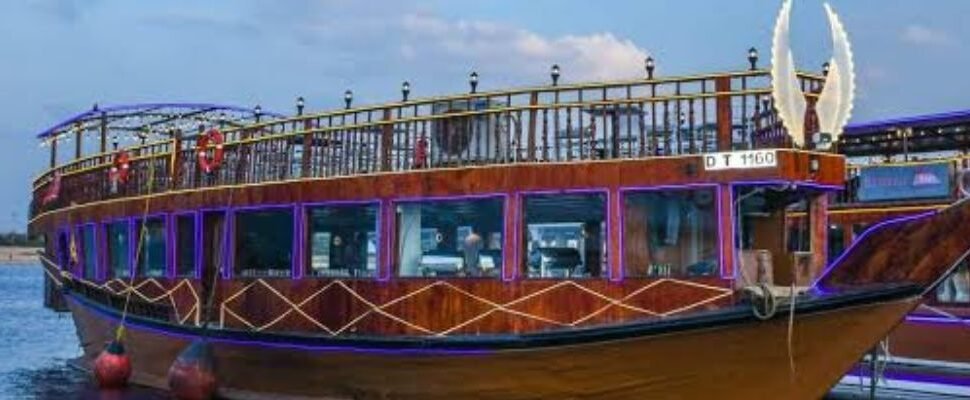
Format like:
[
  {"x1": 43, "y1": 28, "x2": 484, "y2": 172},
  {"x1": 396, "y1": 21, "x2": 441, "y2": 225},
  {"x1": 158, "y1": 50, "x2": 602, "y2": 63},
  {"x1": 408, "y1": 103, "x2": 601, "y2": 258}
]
[
  {"x1": 109, "y1": 151, "x2": 130, "y2": 184},
  {"x1": 196, "y1": 129, "x2": 225, "y2": 174}
]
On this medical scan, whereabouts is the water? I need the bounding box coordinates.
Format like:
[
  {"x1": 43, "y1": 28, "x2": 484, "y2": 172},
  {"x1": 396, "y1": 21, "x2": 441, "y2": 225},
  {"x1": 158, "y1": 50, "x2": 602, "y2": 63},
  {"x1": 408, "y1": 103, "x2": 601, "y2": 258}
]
[{"x1": 0, "y1": 264, "x2": 165, "y2": 399}]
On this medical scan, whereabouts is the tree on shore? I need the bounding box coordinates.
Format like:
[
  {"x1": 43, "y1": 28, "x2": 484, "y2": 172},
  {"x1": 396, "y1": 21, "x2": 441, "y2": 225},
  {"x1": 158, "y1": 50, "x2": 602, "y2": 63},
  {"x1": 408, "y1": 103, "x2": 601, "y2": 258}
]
[{"x1": 0, "y1": 232, "x2": 44, "y2": 247}]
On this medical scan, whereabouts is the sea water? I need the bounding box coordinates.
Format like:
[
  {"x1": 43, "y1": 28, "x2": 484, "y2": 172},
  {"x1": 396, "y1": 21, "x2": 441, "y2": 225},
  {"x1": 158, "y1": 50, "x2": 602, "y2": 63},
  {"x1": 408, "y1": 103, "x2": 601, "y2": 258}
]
[{"x1": 0, "y1": 264, "x2": 165, "y2": 399}]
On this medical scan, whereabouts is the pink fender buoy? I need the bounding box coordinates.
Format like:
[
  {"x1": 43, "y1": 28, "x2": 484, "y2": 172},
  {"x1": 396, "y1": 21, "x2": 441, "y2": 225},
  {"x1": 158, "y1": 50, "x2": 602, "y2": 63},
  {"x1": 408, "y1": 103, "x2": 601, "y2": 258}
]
[
  {"x1": 93, "y1": 339, "x2": 132, "y2": 388},
  {"x1": 168, "y1": 339, "x2": 218, "y2": 400}
]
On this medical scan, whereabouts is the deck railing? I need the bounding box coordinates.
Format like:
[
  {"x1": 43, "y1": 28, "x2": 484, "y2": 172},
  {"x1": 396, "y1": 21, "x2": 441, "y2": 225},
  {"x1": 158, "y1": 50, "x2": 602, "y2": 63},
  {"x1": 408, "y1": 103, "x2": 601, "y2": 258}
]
[{"x1": 31, "y1": 70, "x2": 825, "y2": 217}]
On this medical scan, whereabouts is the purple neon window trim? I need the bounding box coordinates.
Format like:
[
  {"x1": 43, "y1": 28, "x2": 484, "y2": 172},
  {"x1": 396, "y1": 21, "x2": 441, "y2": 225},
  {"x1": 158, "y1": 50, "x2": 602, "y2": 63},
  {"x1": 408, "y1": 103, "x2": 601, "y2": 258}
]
[
  {"x1": 379, "y1": 199, "x2": 392, "y2": 282},
  {"x1": 132, "y1": 214, "x2": 168, "y2": 279},
  {"x1": 230, "y1": 204, "x2": 299, "y2": 279},
  {"x1": 617, "y1": 183, "x2": 723, "y2": 281},
  {"x1": 503, "y1": 195, "x2": 516, "y2": 282},
  {"x1": 517, "y1": 188, "x2": 611, "y2": 280},
  {"x1": 390, "y1": 193, "x2": 509, "y2": 280},
  {"x1": 65, "y1": 295, "x2": 490, "y2": 356},
  {"x1": 811, "y1": 210, "x2": 938, "y2": 289},
  {"x1": 302, "y1": 200, "x2": 383, "y2": 281},
  {"x1": 905, "y1": 315, "x2": 970, "y2": 325},
  {"x1": 844, "y1": 369, "x2": 970, "y2": 388}
]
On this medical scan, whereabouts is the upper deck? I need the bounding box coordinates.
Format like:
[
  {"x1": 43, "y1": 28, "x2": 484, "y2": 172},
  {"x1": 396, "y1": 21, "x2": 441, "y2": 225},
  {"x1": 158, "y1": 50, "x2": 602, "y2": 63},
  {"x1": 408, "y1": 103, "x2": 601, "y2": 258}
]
[{"x1": 30, "y1": 69, "x2": 826, "y2": 220}]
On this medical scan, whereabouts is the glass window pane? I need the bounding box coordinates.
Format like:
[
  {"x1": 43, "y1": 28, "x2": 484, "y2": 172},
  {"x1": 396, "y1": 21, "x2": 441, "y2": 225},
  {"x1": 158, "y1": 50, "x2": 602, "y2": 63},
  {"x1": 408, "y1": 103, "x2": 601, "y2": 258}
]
[
  {"x1": 937, "y1": 261, "x2": 970, "y2": 304},
  {"x1": 397, "y1": 197, "x2": 504, "y2": 278},
  {"x1": 523, "y1": 193, "x2": 606, "y2": 279},
  {"x1": 307, "y1": 204, "x2": 379, "y2": 278},
  {"x1": 623, "y1": 189, "x2": 718, "y2": 277},
  {"x1": 106, "y1": 221, "x2": 130, "y2": 279},
  {"x1": 175, "y1": 215, "x2": 197, "y2": 278},
  {"x1": 827, "y1": 225, "x2": 846, "y2": 264},
  {"x1": 135, "y1": 218, "x2": 166, "y2": 278},
  {"x1": 234, "y1": 209, "x2": 294, "y2": 278},
  {"x1": 81, "y1": 225, "x2": 98, "y2": 280}
]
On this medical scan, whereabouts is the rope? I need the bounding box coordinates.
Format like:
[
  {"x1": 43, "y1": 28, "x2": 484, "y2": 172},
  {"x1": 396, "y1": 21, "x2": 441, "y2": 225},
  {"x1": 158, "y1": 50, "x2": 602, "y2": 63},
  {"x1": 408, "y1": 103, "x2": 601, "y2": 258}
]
[
  {"x1": 200, "y1": 137, "x2": 240, "y2": 334},
  {"x1": 116, "y1": 155, "x2": 159, "y2": 341}
]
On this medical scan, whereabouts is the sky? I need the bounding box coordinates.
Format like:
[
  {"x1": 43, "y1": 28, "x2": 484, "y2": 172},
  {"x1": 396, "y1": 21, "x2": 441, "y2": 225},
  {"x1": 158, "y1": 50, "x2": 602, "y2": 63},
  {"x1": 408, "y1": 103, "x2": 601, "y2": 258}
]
[{"x1": 1, "y1": 0, "x2": 968, "y2": 232}]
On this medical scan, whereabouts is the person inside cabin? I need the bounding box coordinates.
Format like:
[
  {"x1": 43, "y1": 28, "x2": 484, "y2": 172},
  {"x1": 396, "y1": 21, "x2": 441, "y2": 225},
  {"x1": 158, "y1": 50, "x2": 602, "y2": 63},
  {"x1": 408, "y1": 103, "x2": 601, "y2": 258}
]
[
  {"x1": 463, "y1": 226, "x2": 484, "y2": 275},
  {"x1": 330, "y1": 235, "x2": 345, "y2": 272},
  {"x1": 344, "y1": 232, "x2": 363, "y2": 277}
]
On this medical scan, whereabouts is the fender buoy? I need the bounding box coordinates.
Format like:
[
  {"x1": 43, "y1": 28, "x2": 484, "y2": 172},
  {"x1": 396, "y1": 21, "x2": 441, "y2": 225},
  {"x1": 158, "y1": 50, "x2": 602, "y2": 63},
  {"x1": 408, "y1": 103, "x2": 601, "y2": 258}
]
[
  {"x1": 196, "y1": 129, "x2": 225, "y2": 174},
  {"x1": 93, "y1": 339, "x2": 132, "y2": 388},
  {"x1": 109, "y1": 151, "x2": 130, "y2": 184},
  {"x1": 168, "y1": 339, "x2": 218, "y2": 400}
]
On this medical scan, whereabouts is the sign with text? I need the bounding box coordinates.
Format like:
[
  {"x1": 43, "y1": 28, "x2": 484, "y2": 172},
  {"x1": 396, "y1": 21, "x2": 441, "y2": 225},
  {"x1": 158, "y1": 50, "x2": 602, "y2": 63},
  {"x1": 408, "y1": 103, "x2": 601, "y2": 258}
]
[
  {"x1": 703, "y1": 150, "x2": 777, "y2": 171},
  {"x1": 857, "y1": 162, "x2": 951, "y2": 202}
]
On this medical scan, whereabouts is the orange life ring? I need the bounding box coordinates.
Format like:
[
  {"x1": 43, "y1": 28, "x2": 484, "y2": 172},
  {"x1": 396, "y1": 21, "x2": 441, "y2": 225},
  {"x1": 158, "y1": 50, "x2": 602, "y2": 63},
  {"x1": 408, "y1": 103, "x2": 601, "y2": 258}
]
[
  {"x1": 109, "y1": 151, "x2": 130, "y2": 184},
  {"x1": 196, "y1": 129, "x2": 225, "y2": 173}
]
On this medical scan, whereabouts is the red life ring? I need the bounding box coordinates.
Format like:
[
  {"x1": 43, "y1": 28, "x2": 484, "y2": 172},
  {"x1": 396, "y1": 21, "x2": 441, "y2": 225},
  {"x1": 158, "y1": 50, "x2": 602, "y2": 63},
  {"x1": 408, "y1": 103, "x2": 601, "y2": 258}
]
[
  {"x1": 196, "y1": 129, "x2": 225, "y2": 173},
  {"x1": 109, "y1": 151, "x2": 130, "y2": 184}
]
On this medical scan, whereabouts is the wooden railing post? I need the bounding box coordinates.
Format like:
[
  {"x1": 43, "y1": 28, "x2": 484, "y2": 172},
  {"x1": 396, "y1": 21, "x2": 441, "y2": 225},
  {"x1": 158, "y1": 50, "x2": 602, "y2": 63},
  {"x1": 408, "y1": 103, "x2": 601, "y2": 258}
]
[
  {"x1": 715, "y1": 76, "x2": 733, "y2": 151},
  {"x1": 381, "y1": 109, "x2": 393, "y2": 172},
  {"x1": 301, "y1": 120, "x2": 312, "y2": 178},
  {"x1": 171, "y1": 131, "x2": 182, "y2": 190},
  {"x1": 527, "y1": 91, "x2": 538, "y2": 161}
]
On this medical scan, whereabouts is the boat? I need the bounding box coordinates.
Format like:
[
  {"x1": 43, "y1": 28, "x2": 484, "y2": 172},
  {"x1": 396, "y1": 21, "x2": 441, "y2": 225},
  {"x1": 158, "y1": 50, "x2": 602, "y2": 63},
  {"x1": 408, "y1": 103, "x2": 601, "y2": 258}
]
[
  {"x1": 26, "y1": 2, "x2": 970, "y2": 398},
  {"x1": 787, "y1": 108, "x2": 970, "y2": 391}
]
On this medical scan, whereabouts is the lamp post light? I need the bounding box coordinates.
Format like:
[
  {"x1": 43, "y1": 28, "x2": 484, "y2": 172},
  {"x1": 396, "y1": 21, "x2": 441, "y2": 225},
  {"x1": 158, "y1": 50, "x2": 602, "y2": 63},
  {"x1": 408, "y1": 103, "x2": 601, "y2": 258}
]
[
  {"x1": 550, "y1": 64, "x2": 560, "y2": 86},
  {"x1": 344, "y1": 90, "x2": 353, "y2": 109},
  {"x1": 296, "y1": 96, "x2": 305, "y2": 116},
  {"x1": 254, "y1": 105, "x2": 262, "y2": 123},
  {"x1": 469, "y1": 71, "x2": 479, "y2": 94},
  {"x1": 402, "y1": 81, "x2": 411, "y2": 102},
  {"x1": 748, "y1": 47, "x2": 759, "y2": 70},
  {"x1": 645, "y1": 56, "x2": 655, "y2": 79},
  {"x1": 822, "y1": 62, "x2": 831, "y2": 76}
]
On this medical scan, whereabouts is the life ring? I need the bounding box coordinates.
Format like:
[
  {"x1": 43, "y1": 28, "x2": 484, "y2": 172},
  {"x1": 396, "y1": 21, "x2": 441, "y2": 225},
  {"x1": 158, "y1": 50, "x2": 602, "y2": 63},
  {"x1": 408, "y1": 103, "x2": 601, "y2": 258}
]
[
  {"x1": 959, "y1": 168, "x2": 970, "y2": 198},
  {"x1": 109, "y1": 151, "x2": 130, "y2": 184},
  {"x1": 196, "y1": 129, "x2": 225, "y2": 174}
]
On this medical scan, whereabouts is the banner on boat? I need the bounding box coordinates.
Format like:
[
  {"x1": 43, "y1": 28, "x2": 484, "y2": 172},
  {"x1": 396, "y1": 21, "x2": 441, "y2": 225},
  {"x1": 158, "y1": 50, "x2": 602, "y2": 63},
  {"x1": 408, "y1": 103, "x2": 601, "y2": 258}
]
[
  {"x1": 857, "y1": 162, "x2": 951, "y2": 202},
  {"x1": 703, "y1": 150, "x2": 777, "y2": 171}
]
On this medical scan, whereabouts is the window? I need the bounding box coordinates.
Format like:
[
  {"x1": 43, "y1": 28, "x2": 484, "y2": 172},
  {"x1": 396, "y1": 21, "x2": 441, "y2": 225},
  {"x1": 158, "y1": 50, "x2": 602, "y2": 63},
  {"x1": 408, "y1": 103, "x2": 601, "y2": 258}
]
[
  {"x1": 79, "y1": 225, "x2": 98, "y2": 280},
  {"x1": 827, "y1": 224, "x2": 846, "y2": 264},
  {"x1": 234, "y1": 208, "x2": 294, "y2": 278},
  {"x1": 936, "y1": 261, "x2": 970, "y2": 304},
  {"x1": 135, "y1": 217, "x2": 166, "y2": 277},
  {"x1": 174, "y1": 214, "x2": 198, "y2": 278},
  {"x1": 523, "y1": 192, "x2": 606, "y2": 278},
  {"x1": 106, "y1": 221, "x2": 131, "y2": 279},
  {"x1": 306, "y1": 203, "x2": 379, "y2": 278},
  {"x1": 623, "y1": 189, "x2": 718, "y2": 277},
  {"x1": 397, "y1": 197, "x2": 504, "y2": 278}
]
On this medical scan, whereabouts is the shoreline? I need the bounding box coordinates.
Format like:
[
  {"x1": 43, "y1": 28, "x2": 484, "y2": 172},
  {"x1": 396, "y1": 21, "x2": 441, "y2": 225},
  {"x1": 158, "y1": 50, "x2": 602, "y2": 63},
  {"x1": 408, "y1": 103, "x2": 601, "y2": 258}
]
[{"x1": 0, "y1": 246, "x2": 42, "y2": 264}]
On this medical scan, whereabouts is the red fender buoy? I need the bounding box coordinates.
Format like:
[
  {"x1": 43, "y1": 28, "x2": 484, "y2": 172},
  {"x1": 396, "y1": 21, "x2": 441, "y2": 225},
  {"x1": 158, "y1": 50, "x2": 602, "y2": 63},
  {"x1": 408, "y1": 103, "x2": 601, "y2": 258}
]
[
  {"x1": 168, "y1": 339, "x2": 218, "y2": 400},
  {"x1": 93, "y1": 339, "x2": 132, "y2": 388}
]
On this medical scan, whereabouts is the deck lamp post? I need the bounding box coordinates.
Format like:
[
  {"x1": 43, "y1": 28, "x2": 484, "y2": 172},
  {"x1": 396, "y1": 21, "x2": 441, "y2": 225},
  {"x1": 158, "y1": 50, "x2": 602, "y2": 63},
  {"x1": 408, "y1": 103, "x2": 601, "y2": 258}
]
[
  {"x1": 645, "y1": 57, "x2": 655, "y2": 79},
  {"x1": 402, "y1": 81, "x2": 411, "y2": 102},
  {"x1": 344, "y1": 90, "x2": 353, "y2": 109},
  {"x1": 748, "y1": 47, "x2": 759, "y2": 70},
  {"x1": 550, "y1": 64, "x2": 560, "y2": 86},
  {"x1": 822, "y1": 62, "x2": 831, "y2": 76},
  {"x1": 469, "y1": 72, "x2": 479, "y2": 94},
  {"x1": 296, "y1": 97, "x2": 305, "y2": 116},
  {"x1": 254, "y1": 105, "x2": 262, "y2": 123}
]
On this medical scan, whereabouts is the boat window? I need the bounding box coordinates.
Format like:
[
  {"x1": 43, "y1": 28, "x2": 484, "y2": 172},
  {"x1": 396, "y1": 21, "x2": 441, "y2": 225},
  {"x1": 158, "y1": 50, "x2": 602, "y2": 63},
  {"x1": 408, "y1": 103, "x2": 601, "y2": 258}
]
[
  {"x1": 623, "y1": 189, "x2": 718, "y2": 278},
  {"x1": 306, "y1": 203, "x2": 379, "y2": 278},
  {"x1": 135, "y1": 217, "x2": 167, "y2": 278},
  {"x1": 522, "y1": 192, "x2": 606, "y2": 279},
  {"x1": 106, "y1": 221, "x2": 131, "y2": 279},
  {"x1": 79, "y1": 225, "x2": 98, "y2": 280},
  {"x1": 396, "y1": 197, "x2": 504, "y2": 278},
  {"x1": 234, "y1": 208, "x2": 294, "y2": 278},
  {"x1": 936, "y1": 261, "x2": 970, "y2": 304},
  {"x1": 827, "y1": 225, "x2": 846, "y2": 264},
  {"x1": 174, "y1": 214, "x2": 197, "y2": 278}
]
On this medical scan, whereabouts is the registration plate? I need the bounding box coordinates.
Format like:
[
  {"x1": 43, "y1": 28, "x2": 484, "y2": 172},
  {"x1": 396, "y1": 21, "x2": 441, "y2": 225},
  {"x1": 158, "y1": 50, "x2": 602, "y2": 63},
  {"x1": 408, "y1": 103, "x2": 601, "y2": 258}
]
[{"x1": 703, "y1": 150, "x2": 777, "y2": 171}]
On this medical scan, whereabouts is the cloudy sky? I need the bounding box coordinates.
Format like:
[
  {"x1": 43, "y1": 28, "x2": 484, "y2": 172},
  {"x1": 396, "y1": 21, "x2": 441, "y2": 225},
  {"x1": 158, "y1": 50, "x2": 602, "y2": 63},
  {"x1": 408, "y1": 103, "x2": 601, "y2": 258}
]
[{"x1": 1, "y1": 0, "x2": 968, "y2": 231}]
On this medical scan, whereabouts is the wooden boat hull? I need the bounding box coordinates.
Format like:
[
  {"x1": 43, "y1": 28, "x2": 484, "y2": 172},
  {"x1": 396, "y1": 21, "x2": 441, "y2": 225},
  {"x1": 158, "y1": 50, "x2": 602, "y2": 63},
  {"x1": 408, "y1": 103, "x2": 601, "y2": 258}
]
[{"x1": 67, "y1": 289, "x2": 919, "y2": 400}]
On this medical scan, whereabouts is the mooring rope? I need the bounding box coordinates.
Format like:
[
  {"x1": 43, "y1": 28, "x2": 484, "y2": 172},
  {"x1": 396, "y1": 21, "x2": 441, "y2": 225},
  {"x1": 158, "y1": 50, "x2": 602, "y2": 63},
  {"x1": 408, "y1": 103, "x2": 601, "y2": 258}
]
[{"x1": 116, "y1": 155, "x2": 159, "y2": 341}]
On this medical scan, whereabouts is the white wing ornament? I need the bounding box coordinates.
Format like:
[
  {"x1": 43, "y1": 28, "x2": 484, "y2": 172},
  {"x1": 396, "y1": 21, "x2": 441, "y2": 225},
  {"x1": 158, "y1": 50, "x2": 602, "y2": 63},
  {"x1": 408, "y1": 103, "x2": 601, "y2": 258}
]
[
  {"x1": 770, "y1": 0, "x2": 807, "y2": 147},
  {"x1": 815, "y1": 3, "x2": 856, "y2": 144}
]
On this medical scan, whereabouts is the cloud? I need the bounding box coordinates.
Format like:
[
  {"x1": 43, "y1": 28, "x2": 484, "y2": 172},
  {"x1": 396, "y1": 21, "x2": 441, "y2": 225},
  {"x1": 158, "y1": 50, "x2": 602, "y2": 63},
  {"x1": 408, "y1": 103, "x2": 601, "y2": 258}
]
[
  {"x1": 399, "y1": 13, "x2": 650, "y2": 83},
  {"x1": 900, "y1": 24, "x2": 954, "y2": 47},
  {"x1": 28, "y1": 0, "x2": 98, "y2": 23}
]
